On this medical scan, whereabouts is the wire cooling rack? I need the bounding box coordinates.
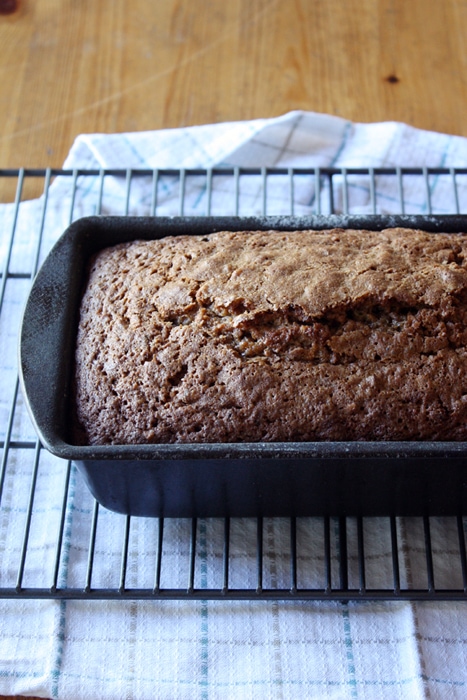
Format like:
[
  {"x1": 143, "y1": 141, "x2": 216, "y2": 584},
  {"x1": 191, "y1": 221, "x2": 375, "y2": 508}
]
[{"x1": 3, "y1": 166, "x2": 467, "y2": 602}]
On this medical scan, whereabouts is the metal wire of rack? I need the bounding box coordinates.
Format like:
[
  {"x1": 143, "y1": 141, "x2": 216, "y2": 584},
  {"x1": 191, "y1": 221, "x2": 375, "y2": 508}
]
[{"x1": 2, "y1": 166, "x2": 467, "y2": 602}]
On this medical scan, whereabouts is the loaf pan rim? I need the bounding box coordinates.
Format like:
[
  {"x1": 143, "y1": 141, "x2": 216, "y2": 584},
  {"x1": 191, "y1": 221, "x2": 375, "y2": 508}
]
[{"x1": 19, "y1": 212, "x2": 467, "y2": 462}]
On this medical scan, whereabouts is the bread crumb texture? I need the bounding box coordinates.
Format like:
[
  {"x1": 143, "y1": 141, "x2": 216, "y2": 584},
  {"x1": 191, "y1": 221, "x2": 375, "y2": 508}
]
[{"x1": 74, "y1": 228, "x2": 467, "y2": 443}]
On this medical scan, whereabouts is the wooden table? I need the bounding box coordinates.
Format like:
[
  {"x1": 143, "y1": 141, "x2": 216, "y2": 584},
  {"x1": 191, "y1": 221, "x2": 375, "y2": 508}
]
[
  {"x1": 1, "y1": 0, "x2": 467, "y2": 696},
  {"x1": 2, "y1": 0, "x2": 467, "y2": 200}
]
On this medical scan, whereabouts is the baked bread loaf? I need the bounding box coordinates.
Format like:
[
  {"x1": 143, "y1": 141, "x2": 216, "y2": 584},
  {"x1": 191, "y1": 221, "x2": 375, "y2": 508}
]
[{"x1": 74, "y1": 228, "x2": 467, "y2": 444}]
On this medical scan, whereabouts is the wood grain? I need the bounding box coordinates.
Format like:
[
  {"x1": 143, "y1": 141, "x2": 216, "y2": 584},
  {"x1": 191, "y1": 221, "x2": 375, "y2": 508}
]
[
  {"x1": 1, "y1": 0, "x2": 467, "y2": 696},
  {"x1": 1, "y1": 0, "x2": 467, "y2": 189}
]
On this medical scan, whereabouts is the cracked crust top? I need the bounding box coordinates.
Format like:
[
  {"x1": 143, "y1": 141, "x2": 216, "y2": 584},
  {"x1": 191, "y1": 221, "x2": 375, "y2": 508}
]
[{"x1": 74, "y1": 228, "x2": 467, "y2": 444}]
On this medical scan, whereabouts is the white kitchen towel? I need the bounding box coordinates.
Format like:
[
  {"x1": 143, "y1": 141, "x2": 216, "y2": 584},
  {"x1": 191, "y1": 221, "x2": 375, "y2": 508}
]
[{"x1": 2, "y1": 110, "x2": 467, "y2": 700}]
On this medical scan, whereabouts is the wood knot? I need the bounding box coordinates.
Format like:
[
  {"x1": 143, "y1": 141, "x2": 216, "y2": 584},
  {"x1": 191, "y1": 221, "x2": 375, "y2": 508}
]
[{"x1": 0, "y1": 0, "x2": 18, "y2": 14}]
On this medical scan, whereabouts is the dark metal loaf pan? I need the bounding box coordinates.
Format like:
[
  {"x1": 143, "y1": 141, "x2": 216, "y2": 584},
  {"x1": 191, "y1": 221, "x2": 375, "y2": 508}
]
[{"x1": 18, "y1": 214, "x2": 467, "y2": 518}]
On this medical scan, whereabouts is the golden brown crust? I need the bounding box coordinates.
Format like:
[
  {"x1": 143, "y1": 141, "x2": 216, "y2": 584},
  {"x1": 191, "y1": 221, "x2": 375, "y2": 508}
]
[{"x1": 74, "y1": 228, "x2": 467, "y2": 443}]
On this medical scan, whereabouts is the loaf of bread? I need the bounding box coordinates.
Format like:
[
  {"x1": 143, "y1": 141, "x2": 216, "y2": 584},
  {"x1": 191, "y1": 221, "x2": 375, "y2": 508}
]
[{"x1": 74, "y1": 228, "x2": 467, "y2": 444}]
